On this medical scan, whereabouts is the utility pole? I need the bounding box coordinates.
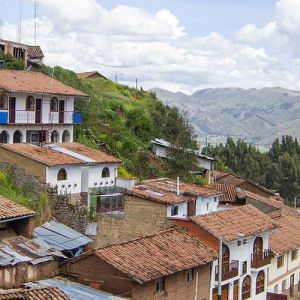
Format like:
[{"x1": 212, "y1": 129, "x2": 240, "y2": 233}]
[
  {"x1": 135, "y1": 78, "x2": 138, "y2": 91},
  {"x1": 205, "y1": 133, "x2": 208, "y2": 156},
  {"x1": 0, "y1": 1, "x2": 3, "y2": 39}
]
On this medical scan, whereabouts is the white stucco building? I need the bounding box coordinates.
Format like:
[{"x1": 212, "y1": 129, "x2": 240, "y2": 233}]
[
  {"x1": 0, "y1": 69, "x2": 87, "y2": 145},
  {"x1": 267, "y1": 215, "x2": 300, "y2": 299},
  {"x1": 183, "y1": 205, "x2": 275, "y2": 300},
  {"x1": 0, "y1": 142, "x2": 122, "y2": 203}
]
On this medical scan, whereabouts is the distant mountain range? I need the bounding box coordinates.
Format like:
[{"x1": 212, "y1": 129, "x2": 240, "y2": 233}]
[{"x1": 151, "y1": 87, "x2": 300, "y2": 148}]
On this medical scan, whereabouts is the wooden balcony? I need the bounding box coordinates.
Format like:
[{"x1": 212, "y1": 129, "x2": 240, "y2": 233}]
[
  {"x1": 215, "y1": 260, "x2": 239, "y2": 281},
  {"x1": 251, "y1": 249, "x2": 272, "y2": 268}
]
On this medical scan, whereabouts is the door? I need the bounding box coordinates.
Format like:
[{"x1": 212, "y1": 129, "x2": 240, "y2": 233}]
[
  {"x1": 233, "y1": 280, "x2": 239, "y2": 300},
  {"x1": 290, "y1": 274, "x2": 294, "y2": 297},
  {"x1": 212, "y1": 285, "x2": 229, "y2": 300},
  {"x1": 253, "y1": 237, "x2": 263, "y2": 263},
  {"x1": 59, "y1": 100, "x2": 65, "y2": 123},
  {"x1": 9, "y1": 97, "x2": 16, "y2": 123},
  {"x1": 35, "y1": 98, "x2": 42, "y2": 123}
]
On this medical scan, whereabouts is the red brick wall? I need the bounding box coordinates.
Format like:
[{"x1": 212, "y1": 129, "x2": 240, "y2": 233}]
[
  {"x1": 60, "y1": 254, "x2": 134, "y2": 298},
  {"x1": 61, "y1": 254, "x2": 212, "y2": 300}
]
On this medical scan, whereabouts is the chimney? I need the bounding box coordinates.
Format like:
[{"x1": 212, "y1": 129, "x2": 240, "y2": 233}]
[{"x1": 177, "y1": 177, "x2": 180, "y2": 195}]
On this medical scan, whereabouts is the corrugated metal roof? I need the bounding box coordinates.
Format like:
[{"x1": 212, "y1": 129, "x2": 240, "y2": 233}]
[
  {"x1": 25, "y1": 277, "x2": 126, "y2": 300},
  {"x1": 34, "y1": 221, "x2": 92, "y2": 251},
  {"x1": 0, "y1": 235, "x2": 65, "y2": 267}
]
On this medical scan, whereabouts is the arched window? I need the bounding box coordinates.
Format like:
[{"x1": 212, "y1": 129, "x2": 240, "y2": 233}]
[
  {"x1": 13, "y1": 130, "x2": 22, "y2": 143},
  {"x1": 50, "y1": 97, "x2": 58, "y2": 112},
  {"x1": 242, "y1": 276, "x2": 251, "y2": 300},
  {"x1": 0, "y1": 131, "x2": 9, "y2": 144},
  {"x1": 256, "y1": 271, "x2": 265, "y2": 294},
  {"x1": 62, "y1": 130, "x2": 70, "y2": 142},
  {"x1": 26, "y1": 96, "x2": 35, "y2": 111},
  {"x1": 102, "y1": 167, "x2": 110, "y2": 178},
  {"x1": 51, "y1": 130, "x2": 59, "y2": 143},
  {"x1": 57, "y1": 168, "x2": 67, "y2": 181},
  {"x1": 253, "y1": 237, "x2": 263, "y2": 255},
  {"x1": 0, "y1": 94, "x2": 8, "y2": 110}
]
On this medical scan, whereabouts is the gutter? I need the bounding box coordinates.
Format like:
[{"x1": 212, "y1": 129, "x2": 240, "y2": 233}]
[{"x1": 0, "y1": 213, "x2": 37, "y2": 224}]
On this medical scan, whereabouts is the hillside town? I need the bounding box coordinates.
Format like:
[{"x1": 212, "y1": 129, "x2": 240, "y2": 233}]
[{"x1": 0, "y1": 34, "x2": 300, "y2": 300}]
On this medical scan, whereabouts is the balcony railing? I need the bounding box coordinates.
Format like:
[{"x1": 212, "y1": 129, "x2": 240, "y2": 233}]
[
  {"x1": 251, "y1": 249, "x2": 272, "y2": 268},
  {"x1": 215, "y1": 260, "x2": 239, "y2": 281},
  {"x1": 0, "y1": 110, "x2": 82, "y2": 125},
  {"x1": 49, "y1": 111, "x2": 82, "y2": 124}
]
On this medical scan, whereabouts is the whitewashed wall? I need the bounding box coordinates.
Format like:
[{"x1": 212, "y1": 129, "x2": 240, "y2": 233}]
[
  {"x1": 167, "y1": 202, "x2": 188, "y2": 218},
  {"x1": 196, "y1": 196, "x2": 219, "y2": 215}
]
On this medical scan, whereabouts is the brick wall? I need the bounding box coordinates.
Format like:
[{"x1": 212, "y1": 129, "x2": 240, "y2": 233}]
[
  {"x1": 132, "y1": 264, "x2": 211, "y2": 300},
  {"x1": 0, "y1": 261, "x2": 59, "y2": 288},
  {"x1": 94, "y1": 195, "x2": 175, "y2": 247},
  {"x1": 61, "y1": 253, "x2": 212, "y2": 300},
  {"x1": 0, "y1": 148, "x2": 46, "y2": 183},
  {"x1": 11, "y1": 216, "x2": 36, "y2": 238},
  {"x1": 60, "y1": 254, "x2": 134, "y2": 298}
]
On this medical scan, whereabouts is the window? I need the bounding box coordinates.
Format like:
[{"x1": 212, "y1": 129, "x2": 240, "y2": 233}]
[
  {"x1": 13, "y1": 130, "x2": 22, "y2": 143},
  {"x1": 155, "y1": 277, "x2": 165, "y2": 293},
  {"x1": 51, "y1": 130, "x2": 59, "y2": 143},
  {"x1": 50, "y1": 97, "x2": 58, "y2": 112},
  {"x1": 274, "y1": 284, "x2": 278, "y2": 293},
  {"x1": 102, "y1": 167, "x2": 110, "y2": 178},
  {"x1": 62, "y1": 130, "x2": 70, "y2": 142},
  {"x1": 214, "y1": 196, "x2": 217, "y2": 202},
  {"x1": 26, "y1": 96, "x2": 35, "y2": 111},
  {"x1": 243, "y1": 239, "x2": 247, "y2": 245},
  {"x1": 256, "y1": 271, "x2": 265, "y2": 294},
  {"x1": 206, "y1": 203, "x2": 210, "y2": 211},
  {"x1": 57, "y1": 168, "x2": 67, "y2": 181},
  {"x1": 242, "y1": 261, "x2": 247, "y2": 274},
  {"x1": 0, "y1": 94, "x2": 8, "y2": 110},
  {"x1": 242, "y1": 275, "x2": 251, "y2": 300},
  {"x1": 171, "y1": 205, "x2": 178, "y2": 216},
  {"x1": 238, "y1": 240, "x2": 242, "y2": 246},
  {"x1": 292, "y1": 249, "x2": 298, "y2": 261},
  {"x1": 186, "y1": 268, "x2": 194, "y2": 283},
  {"x1": 0, "y1": 131, "x2": 8, "y2": 144},
  {"x1": 282, "y1": 279, "x2": 287, "y2": 291},
  {"x1": 277, "y1": 255, "x2": 284, "y2": 268}
]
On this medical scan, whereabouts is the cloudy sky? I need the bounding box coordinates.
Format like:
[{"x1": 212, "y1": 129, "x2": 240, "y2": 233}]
[{"x1": 1, "y1": 0, "x2": 300, "y2": 93}]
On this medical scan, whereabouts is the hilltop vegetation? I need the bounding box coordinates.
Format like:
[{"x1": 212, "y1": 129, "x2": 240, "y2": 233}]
[
  {"x1": 42, "y1": 66, "x2": 198, "y2": 180},
  {"x1": 206, "y1": 136, "x2": 300, "y2": 204}
]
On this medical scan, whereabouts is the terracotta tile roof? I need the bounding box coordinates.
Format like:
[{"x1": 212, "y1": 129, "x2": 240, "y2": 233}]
[
  {"x1": 94, "y1": 229, "x2": 217, "y2": 283},
  {"x1": 56, "y1": 142, "x2": 122, "y2": 164},
  {"x1": 125, "y1": 185, "x2": 189, "y2": 205},
  {"x1": 237, "y1": 190, "x2": 299, "y2": 218},
  {"x1": 27, "y1": 45, "x2": 44, "y2": 59},
  {"x1": 270, "y1": 216, "x2": 300, "y2": 255},
  {"x1": 0, "y1": 287, "x2": 69, "y2": 300},
  {"x1": 77, "y1": 71, "x2": 107, "y2": 80},
  {"x1": 0, "y1": 143, "x2": 122, "y2": 167},
  {"x1": 212, "y1": 171, "x2": 283, "y2": 200},
  {"x1": 0, "y1": 144, "x2": 81, "y2": 166},
  {"x1": 143, "y1": 178, "x2": 222, "y2": 197},
  {"x1": 190, "y1": 204, "x2": 276, "y2": 242},
  {"x1": 0, "y1": 196, "x2": 36, "y2": 221},
  {"x1": 0, "y1": 70, "x2": 87, "y2": 97},
  {"x1": 210, "y1": 183, "x2": 237, "y2": 203}
]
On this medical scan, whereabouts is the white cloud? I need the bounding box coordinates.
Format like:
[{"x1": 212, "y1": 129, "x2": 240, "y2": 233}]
[{"x1": 1, "y1": 0, "x2": 300, "y2": 93}]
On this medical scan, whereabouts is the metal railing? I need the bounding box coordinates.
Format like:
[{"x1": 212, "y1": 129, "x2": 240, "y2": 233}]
[
  {"x1": 251, "y1": 249, "x2": 272, "y2": 268},
  {"x1": 215, "y1": 260, "x2": 239, "y2": 281}
]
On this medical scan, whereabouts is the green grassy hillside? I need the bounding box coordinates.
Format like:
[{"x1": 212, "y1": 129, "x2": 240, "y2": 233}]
[{"x1": 42, "y1": 66, "x2": 198, "y2": 180}]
